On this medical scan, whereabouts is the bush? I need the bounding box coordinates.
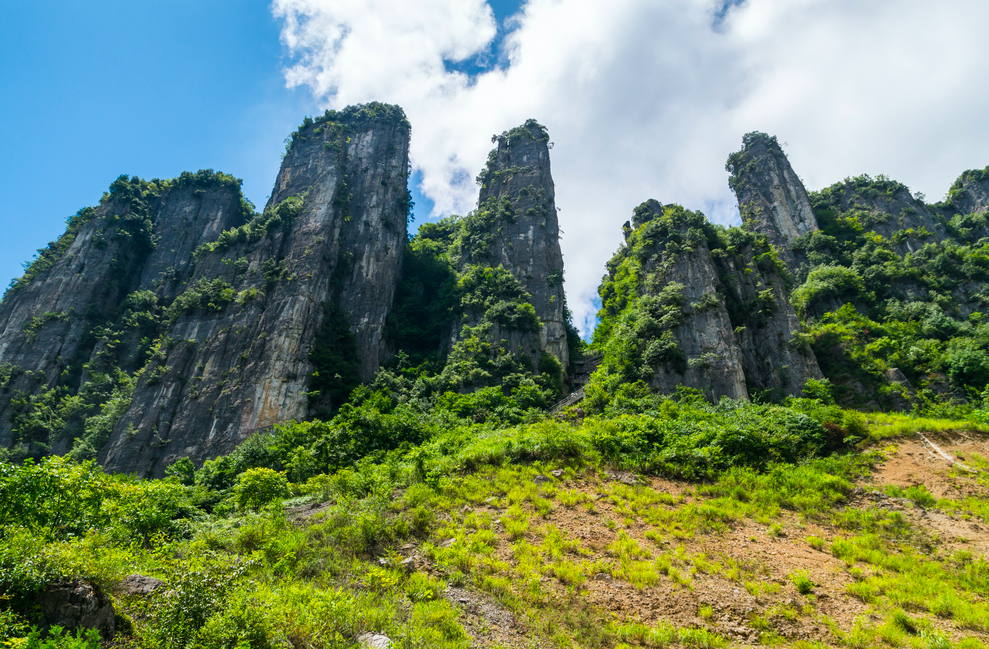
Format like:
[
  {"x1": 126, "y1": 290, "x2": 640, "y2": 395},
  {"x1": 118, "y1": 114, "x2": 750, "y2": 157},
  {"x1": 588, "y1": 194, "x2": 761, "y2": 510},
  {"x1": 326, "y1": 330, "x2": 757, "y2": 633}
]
[
  {"x1": 792, "y1": 265, "x2": 871, "y2": 315},
  {"x1": 24, "y1": 626, "x2": 100, "y2": 649},
  {"x1": 802, "y1": 378, "x2": 835, "y2": 404},
  {"x1": 946, "y1": 340, "x2": 989, "y2": 391},
  {"x1": 788, "y1": 570, "x2": 815, "y2": 594},
  {"x1": 233, "y1": 469, "x2": 290, "y2": 511}
]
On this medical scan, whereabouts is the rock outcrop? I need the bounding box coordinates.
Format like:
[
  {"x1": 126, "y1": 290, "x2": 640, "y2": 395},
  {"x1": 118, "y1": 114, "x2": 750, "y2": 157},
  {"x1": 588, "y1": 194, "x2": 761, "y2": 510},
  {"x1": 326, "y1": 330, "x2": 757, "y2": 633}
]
[
  {"x1": 0, "y1": 103, "x2": 410, "y2": 474},
  {"x1": 468, "y1": 120, "x2": 570, "y2": 372},
  {"x1": 0, "y1": 175, "x2": 247, "y2": 456},
  {"x1": 36, "y1": 581, "x2": 116, "y2": 640},
  {"x1": 946, "y1": 167, "x2": 989, "y2": 217},
  {"x1": 633, "y1": 202, "x2": 747, "y2": 400},
  {"x1": 714, "y1": 239, "x2": 823, "y2": 398},
  {"x1": 593, "y1": 199, "x2": 820, "y2": 402},
  {"x1": 726, "y1": 132, "x2": 818, "y2": 272},
  {"x1": 101, "y1": 105, "x2": 410, "y2": 475},
  {"x1": 803, "y1": 176, "x2": 946, "y2": 256}
]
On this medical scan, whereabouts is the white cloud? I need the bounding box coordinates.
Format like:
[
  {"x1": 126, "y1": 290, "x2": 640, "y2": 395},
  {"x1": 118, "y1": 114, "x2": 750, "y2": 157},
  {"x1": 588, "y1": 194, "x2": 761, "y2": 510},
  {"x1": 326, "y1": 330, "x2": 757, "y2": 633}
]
[{"x1": 272, "y1": 0, "x2": 989, "y2": 336}]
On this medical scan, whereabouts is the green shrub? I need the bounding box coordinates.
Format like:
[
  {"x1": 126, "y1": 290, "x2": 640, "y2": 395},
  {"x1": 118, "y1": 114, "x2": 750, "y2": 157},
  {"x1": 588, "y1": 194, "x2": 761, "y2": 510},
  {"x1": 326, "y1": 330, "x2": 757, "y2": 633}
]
[
  {"x1": 165, "y1": 279, "x2": 234, "y2": 322},
  {"x1": 946, "y1": 339, "x2": 989, "y2": 391},
  {"x1": 232, "y1": 468, "x2": 290, "y2": 511},
  {"x1": 792, "y1": 265, "x2": 871, "y2": 315},
  {"x1": 0, "y1": 607, "x2": 30, "y2": 640},
  {"x1": 23, "y1": 626, "x2": 100, "y2": 649},
  {"x1": 788, "y1": 570, "x2": 815, "y2": 594}
]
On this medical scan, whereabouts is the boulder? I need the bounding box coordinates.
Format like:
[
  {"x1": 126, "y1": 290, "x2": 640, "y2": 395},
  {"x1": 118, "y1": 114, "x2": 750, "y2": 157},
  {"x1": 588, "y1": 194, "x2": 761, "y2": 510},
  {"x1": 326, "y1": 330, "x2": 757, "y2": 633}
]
[
  {"x1": 36, "y1": 581, "x2": 115, "y2": 640},
  {"x1": 119, "y1": 574, "x2": 165, "y2": 597}
]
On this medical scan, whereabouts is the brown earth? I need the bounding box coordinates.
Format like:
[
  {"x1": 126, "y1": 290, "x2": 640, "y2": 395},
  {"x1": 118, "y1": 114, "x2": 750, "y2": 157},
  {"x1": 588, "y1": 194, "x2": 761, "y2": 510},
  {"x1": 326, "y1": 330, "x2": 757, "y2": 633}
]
[{"x1": 417, "y1": 432, "x2": 989, "y2": 648}]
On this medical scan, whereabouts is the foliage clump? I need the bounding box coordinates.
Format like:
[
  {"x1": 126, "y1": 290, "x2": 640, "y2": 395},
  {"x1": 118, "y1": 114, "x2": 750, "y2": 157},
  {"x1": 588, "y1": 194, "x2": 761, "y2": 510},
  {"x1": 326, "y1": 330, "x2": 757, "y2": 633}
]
[{"x1": 790, "y1": 172, "x2": 989, "y2": 407}]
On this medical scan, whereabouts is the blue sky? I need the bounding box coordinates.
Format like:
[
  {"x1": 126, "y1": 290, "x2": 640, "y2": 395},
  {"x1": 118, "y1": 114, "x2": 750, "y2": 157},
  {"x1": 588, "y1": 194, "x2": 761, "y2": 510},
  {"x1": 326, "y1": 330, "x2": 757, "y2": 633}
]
[
  {"x1": 0, "y1": 0, "x2": 522, "y2": 291},
  {"x1": 3, "y1": 0, "x2": 989, "y2": 336}
]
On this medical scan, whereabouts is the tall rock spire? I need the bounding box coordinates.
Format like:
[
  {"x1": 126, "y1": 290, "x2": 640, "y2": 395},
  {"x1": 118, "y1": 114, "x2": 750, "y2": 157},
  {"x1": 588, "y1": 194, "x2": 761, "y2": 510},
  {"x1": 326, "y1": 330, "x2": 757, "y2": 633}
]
[
  {"x1": 726, "y1": 132, "x2": 818, "y2": 272},
  {"x1": 99, "y1": 104, "x2": 411, "y2": 475},
  {"x1": 471, "y1": 119, "x2": 570, "y2": 371},
  {"x1": 0, "y1": 103, "x2": 411, "y2": 475}
]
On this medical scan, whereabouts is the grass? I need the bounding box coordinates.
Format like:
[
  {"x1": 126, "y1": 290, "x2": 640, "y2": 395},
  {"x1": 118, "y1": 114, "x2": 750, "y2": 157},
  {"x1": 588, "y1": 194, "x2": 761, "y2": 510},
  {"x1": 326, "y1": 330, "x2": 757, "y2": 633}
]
[
  {"x1": 865, "y1": 412, "x2": 989, "y2": 441},
  {"x1": 5, "y1": 398, "x2": 989, "y2": 649},
  {"x1": 788, "y1": 569, "x2": 815, "y2": 594}
]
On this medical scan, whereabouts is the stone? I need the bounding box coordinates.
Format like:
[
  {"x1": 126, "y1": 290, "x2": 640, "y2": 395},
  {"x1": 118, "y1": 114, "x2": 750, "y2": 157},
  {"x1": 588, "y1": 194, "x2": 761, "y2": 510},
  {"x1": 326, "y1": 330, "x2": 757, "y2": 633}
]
[
  {"x1": 357, "y1": 633, "x2": 393, "y2": 648},
  {"x1": 36, "y1": 581, "x2": 115, "y2": 640},
  {"x1": 454, "y1": 120, "x2": 570, "y2": 374},
  {"x1": 119, "y1": 574, "x2": 164, "y2": 597},
  {"x1": 946, "y1": 168, "x2": 989, "y2": 218}
]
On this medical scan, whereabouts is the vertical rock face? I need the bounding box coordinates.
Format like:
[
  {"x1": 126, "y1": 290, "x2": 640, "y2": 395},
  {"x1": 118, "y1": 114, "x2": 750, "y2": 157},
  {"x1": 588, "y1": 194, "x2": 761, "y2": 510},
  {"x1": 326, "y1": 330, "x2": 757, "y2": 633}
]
[
  {"x1": 265, "y1": 108, "x2": 411, "y2": 382},
  {"x1": 0, "y1": 178, "x2": 246, "y2": 455},
  {"x1": 471, "y1": 120, "x2": 569, "y2": 371},
  {"x1": 593, "y1": 202, "x2": 747, "y2": 401},
  {"x1": 726, "y1": 132, "x2": 818, "y2": 272},
  {"x1": 714, "y1": 243, "x2": 823, "y2": 398},
  {"x1": 946, "y1": 167, "x2": 989, "y2": 218},
  {"x1": 592, "y1": 199, "x2": 821, "y2": 402},
  {"x1": 0, "y1": 103, "x2": 410, "y2": 475},
  {"x1": 101, "y1": 105, "x2": 410, "y2": 475},
  {"x1": 640, "y1": 216, "x2": 748, "y2": 401}
]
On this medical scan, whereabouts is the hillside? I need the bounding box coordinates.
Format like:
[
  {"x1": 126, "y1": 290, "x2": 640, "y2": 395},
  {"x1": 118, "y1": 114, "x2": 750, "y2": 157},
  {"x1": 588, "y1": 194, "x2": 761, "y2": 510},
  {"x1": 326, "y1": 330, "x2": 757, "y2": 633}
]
[
  {"x1": 2, "y1": 110, "x2": 989, "y2": 649},
  {"x1": 2, "y1": 401, "x2": 989, "y2": 649}
]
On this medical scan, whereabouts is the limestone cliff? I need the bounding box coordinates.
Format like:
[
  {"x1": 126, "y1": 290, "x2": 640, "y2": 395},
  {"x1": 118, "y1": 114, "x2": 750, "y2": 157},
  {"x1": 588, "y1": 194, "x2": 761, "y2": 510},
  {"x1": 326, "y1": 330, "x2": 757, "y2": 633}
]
[
  {"x1": 0, "y1": 174, "x2": 247, "y2": 458},
  {"x1": 726, "y1": 132, "x2": 818, "y2": 273},
  {"x1": 713, "y1": 237, "x2": 823, "y2": 399},
  {"x1": 946, "y1": 167, "x2": 989, "y2": 217},
  {"x1": 470, "y1": 120, "x2": 570, "y2": 372},
  {"x1": 592, "y1": 199, "x2": 820, "y2": 402},
  {"x1": 102, "y1": 105, "x2": 410, "y2": 475},
  {"x1": 0, "y1": 103, "x2": 410, "y2": 474}
]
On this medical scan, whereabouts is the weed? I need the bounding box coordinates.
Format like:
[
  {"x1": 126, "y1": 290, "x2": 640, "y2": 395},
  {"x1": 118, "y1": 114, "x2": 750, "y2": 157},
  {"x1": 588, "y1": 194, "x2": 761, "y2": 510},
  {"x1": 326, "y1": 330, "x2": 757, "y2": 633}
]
[{"x1": 788, "y1": 570, "x2": 815, "y2": 595}]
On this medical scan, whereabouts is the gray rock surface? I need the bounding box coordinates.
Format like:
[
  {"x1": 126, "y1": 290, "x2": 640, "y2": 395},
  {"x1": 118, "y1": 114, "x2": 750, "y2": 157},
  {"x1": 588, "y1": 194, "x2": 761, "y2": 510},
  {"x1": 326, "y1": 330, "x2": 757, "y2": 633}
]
[
  {"x1": 0, "y1": 105, "x2": 410, "y2": 474},
  {"x1": 119, "y1": 574, "x2": 165, "y2": 596},
  {"x1": 947, "y1": 168, "x2": 989, "y2": 217},
  {"x1": 599, "y1": 198, "x2": 820, "y2": 402},
  {"x1": 715, "y1": 246, "x2": 823, "y2": 399},
  {"x1": 727, "y1": 132, "x2": 818, "y2": 272},
  {"x1": 357, "y1": 633, "x2": 392, "y2": 648},
  {"x1": 36, "y1": 581, "x2": 115, "y2": 640},
  {"x1": 641, "y1": 222, "x2": 748, "y2": 400},
  {"x1": 470, "y1": 120, "x2": 570, "y2": 371},
  {"x1": 101, "y1": 107, "x2": 410, "y2": 475},
  {"x1": 0, "y1": 181, "x2": 245, "y2": 454}
]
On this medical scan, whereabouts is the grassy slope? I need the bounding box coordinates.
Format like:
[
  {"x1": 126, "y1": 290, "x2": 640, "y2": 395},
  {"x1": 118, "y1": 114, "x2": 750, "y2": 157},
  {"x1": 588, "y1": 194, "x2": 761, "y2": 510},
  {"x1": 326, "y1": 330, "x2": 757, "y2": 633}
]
[{"x1": 3, "y1": 406, "x2": 989, "y2": 649}]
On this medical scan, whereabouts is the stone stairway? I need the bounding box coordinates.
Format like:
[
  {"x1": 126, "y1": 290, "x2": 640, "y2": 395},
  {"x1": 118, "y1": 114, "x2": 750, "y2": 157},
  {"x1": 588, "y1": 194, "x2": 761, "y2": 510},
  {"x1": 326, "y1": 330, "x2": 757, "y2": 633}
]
[{"x1": 548, "y1": 351, "x2": 603, "y2": 414}]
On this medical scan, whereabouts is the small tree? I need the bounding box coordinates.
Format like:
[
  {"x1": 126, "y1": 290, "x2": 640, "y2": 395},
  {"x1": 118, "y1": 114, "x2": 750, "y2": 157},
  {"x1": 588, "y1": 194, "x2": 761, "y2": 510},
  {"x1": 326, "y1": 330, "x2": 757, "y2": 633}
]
[
  {"x1": 233, "y1": 468, "x2": 290, "y2": 510},
  {"x1": 164, "y1": 457, "x2": 195, "y2": 486}
]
